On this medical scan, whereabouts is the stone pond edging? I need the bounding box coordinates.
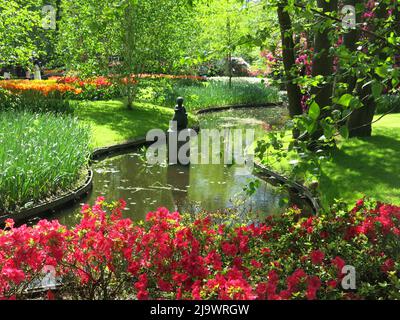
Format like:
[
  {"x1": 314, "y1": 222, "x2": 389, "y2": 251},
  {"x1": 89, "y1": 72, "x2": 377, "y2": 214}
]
[
  {"x1": 1, "y1": 101, "x2": 319, "y2": 225},
  {"x1": 0, "y1": 169, "x2": 94, "y2": 225},
  {"x1": 254, "y1": 162, "x2": 321, "y2": 215},
  {"x1": 0, "y1": 136, "x2": 154, "y2": 226},
  {"x1": 195, "y1": 102, "x2": 283, "y2": 115},
  {"x1": 195, "y1": 101, "x2": 320, "y2": 214}
]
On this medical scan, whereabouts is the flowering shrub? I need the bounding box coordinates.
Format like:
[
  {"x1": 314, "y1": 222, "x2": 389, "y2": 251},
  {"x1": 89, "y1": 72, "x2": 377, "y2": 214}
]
[
  {"x1": 258, "y1": 49, "x2": 283, "y2": 79},
  {"x1": 1, "y1": 198, "x2": 400, "y2": 300}
]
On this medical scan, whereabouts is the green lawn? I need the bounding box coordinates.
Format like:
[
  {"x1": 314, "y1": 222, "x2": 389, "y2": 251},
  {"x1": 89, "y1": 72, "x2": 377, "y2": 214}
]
[
  {"x1": 319, "y1": 114, "x2": 400, "y2": 207},
  {"x1": 72, "y1": 100, "x2": 197, "y2": 148},
  {"x1": 256, "y1": 113, "x2": 400, "y2": 208}
]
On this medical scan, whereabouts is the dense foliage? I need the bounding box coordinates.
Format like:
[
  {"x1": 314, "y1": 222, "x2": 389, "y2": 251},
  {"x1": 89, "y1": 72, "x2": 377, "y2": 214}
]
[
  {"x1": 1, "y1": 198, "x2": 400, "y2": 300},
  {"x1": 251, "y1": 0, "x2": 400, "y2": 198},
  {"x1": 0, "y1": 0, "x2": 58, "y2": 68}
]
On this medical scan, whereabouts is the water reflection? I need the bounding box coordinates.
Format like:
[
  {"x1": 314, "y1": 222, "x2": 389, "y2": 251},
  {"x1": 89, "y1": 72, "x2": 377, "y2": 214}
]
[{"x1": 50, "y1": 107, "x2": 290, "y2": 226}]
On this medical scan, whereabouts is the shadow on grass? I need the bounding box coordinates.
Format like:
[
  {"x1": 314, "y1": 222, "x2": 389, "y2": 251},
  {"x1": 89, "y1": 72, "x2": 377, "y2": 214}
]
[
  {"x1": 72, "y1": 100, "x2": 176, "y2": 147},
  {"x1": 319, "y1": 132, "x2": 400, "y2": 207}
]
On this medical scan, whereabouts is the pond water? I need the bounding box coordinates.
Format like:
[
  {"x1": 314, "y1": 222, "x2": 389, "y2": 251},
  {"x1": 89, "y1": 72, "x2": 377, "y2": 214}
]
[{"x1": 46, "y1": 107, "x2": 290, "y2": 226}]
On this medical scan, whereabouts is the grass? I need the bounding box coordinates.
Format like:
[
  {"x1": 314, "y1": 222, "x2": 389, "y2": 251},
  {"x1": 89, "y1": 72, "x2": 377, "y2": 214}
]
[
  {"x1": 319, "y1": 114, "x2": 400, "y2": 207},
  {"x1": 140, "y1": 79, "x2": 281, "y2": 112},
  {"x1": 171, "y1": 80, "x2": 280, "y2": 111},
  {"x1": 71, "y1": 99, "x2": 198, "y2": 148},
  {"x1": 0, "y1": 111, "x2": 92, "y2": 213},
  {"x1": 72, "y1": 79, "x2": 280, "y2": 148},
  {"x1": 257, "y1": 113, "x2": 400, "y2": 208}
]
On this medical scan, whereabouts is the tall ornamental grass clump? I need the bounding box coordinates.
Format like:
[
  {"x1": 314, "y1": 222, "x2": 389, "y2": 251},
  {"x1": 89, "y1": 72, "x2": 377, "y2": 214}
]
[
  {"x1": 0, "y1": 111, "x2": 92, "y2": 213},
  {"x1": 170, "y1": 80, "x2": 281, "y2": 111},
  {"x1": 135, "y1": 79, "x2": 281, "y2": 111}
]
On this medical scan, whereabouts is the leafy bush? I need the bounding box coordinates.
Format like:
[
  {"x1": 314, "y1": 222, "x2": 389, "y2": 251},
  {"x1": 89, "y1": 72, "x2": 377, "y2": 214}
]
[
  {"x1": 375, "y1": 95, "x2": 400, "y2": 114},
  {"x1": 1, "y1": 198, "x2": 399, "y2": 300},
  {"x1": 0, "y1": 111, "x2": 92, "y2": 213},
  {"x1": 0, "y1": 88, "x2": 18, "y2": 110}
]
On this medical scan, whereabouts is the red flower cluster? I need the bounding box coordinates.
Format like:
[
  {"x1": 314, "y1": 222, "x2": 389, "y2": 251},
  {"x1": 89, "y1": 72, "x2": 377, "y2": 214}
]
[
  {"x1": 53, "y1": 74, "x2": 205, "y2": 87},
  {"x1": 53, "y1": 76, "x2": 112, "y2": 88},
  {"x1": 0, "y1": 198, "x2": 399, "y2": 300}
]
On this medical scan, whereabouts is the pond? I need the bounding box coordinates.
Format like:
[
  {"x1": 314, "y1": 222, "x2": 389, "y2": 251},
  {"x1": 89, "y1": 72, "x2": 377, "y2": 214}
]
[{"x1": 47, "y1": 107, "x2": 291, "y2": 226}]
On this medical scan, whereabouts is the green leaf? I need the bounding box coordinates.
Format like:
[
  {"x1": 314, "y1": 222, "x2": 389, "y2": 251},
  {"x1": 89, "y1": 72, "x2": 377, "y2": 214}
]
[
  {"x1": 371, "y1": 81, "x2": 383, "y2": 99},
  {"x1": 349, "y1": 96, "x2": 363, "y2": 109},
  {"x1": 339, "y1": 126, "x2": 349, "y2": 139},
  {"x1": 375, "y1": 66, "x2": 388, "y2": 78},
  {"x1": 308, "y1": 102, "x2": 320, "y2": 121},
  {"x1": 306, "y1": 121, "x2": 317, "y2": 134},
  {"x1": 336, "y1": 94, "x2": 353, "y2": 108}
]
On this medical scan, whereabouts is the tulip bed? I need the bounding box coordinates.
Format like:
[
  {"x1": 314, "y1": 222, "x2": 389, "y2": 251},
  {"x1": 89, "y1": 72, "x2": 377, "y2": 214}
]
[
  {"x1": 0, "y1": 76, "x2": 280, "y2": 112},
  {"x1": 0, "y1": 86, "x2": 72, "y2": 114},
  {"x1": 0, "y1": 197, "x2": 399, "y2": 300}
]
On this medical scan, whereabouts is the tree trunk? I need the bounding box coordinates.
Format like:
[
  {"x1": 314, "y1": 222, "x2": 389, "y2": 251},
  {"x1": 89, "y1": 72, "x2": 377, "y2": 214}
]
[
  {"x1": 348, "y1": 84, "x2": 375, "y2": 137},
  {"x1": 347, "y1": 1, "x2": 388, "y2": 137},
  {"x1": 124, "y1": 0, "x2": 136, "y2": 111},
  {"x1": 227, "y1": 52, "x2": 233, "y2": 88},
  {"x1": 341, "y1": 0, "x2": 374, "y2": 137},
  {"x1": 311, "y1": 0, "x2": 338, "y2": 110},
  {"x1": 277, "y1": 1, "x2": 303, "y2": 118},
  {"x1": 126, "y1": 83, "x2": 133, "y2": 110},
  {"x1": 226, "y1": 15, "x2": 233, "y2": 89},
  {"x1": 342, "y1": 0, "x2": 359, "y2": 93}
]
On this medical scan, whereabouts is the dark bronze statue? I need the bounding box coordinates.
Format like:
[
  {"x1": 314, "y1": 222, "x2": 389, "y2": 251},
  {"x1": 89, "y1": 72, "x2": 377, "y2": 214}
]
[{"x1": 172, "y1": 97, "x2": 188, "y2": 131}]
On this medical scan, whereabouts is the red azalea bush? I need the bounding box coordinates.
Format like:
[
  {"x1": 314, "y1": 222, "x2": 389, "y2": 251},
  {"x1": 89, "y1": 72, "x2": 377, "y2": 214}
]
[{"x1": 1, "y1": 197, "x2": 400, "y2": 300}]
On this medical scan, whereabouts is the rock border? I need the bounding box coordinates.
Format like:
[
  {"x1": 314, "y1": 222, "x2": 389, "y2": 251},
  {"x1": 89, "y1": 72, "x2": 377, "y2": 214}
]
[{"x1": 91, "y1": 137, "x2": 149, "y2": 161}]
